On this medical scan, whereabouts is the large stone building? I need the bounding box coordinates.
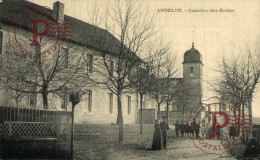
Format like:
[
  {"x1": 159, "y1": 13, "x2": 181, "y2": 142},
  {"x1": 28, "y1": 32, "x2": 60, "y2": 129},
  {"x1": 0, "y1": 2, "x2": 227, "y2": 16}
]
[
  {"x1": 0, "y1": 0, "x2": 154, "y2": 125},
  {"x1": 0, "y1": 0, "x2": 203, "y2": 125}
]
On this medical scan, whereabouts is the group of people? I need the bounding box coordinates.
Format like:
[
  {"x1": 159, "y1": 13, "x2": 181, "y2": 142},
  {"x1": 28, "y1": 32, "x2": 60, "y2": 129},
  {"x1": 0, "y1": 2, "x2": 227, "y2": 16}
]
[
  {"x1": 151, "y1": 117, "x2": 260, "y2": 159},
  {"x1": 175, "y1": 120, "x2": 229, "y2": 140},
  {"x1": 175, "y1": 120, "x2": 201, "y2": 137},
  {"x1": 152, "y1": 116, "x2": 169, "y2": 150}
]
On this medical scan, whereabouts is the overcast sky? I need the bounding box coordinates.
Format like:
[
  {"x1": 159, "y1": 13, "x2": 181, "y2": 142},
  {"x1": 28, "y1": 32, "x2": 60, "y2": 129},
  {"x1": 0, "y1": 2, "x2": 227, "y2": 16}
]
[{"x1": 28, "y1": 0, "x2": 260, "y2": 116}]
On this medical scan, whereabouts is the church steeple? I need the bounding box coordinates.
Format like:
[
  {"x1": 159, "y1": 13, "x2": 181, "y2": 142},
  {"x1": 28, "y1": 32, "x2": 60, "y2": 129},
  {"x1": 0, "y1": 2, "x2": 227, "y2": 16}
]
[{"x1": 183, "y1": 43, "x2": 203, "y2": 79}]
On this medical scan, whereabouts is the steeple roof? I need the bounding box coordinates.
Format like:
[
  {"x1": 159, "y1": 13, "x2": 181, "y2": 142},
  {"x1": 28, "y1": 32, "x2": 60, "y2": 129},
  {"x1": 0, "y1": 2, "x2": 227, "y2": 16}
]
[{"x1": 183, "y1": 43, "x2": 203, "y2": 64}]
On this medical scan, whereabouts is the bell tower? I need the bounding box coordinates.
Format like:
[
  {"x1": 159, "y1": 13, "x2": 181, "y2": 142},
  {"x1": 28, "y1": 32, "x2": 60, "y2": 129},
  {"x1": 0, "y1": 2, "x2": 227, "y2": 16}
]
[
  {"x1": 183, "y1": 42, "x2": 203, "y2": 79},
  {"x1": 182, "y1": 42, "x2": 203, "y2": 119}
]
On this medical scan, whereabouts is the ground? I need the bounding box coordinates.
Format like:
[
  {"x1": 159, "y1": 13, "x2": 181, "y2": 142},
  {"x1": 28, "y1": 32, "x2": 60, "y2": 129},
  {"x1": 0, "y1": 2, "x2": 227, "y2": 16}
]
[{"x1": 74, "y1": 124, "x2": 245, "y2": 160}]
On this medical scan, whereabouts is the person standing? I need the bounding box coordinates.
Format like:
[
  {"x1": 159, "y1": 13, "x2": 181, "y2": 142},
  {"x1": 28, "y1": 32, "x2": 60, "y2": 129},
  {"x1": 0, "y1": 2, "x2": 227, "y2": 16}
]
[
  {"x1": 216, "y1": 122, "x2": 220, "y2": 139},
  {"x1": 195, "y1": 121, "x2": 201, "y2": 137},
  {"x1": 160, "y1": 116, "x2": 169, "y2": 149},
  {"x1": 208, "y1": 124, "x2": 212, "y2": 139},
  {"x1": 152, "y1": 120, "x2": 161, "y2": 150},
  {"x1": 205, "y1": 123, "x2": 209, "y2": 138},
  {"x1": 185, "y1": 122, "x2": 190, "y2": 137},
  {"x1": 219, "y1": 127, "x2": 226, "y2": 144},
  {"x1": 243, "y1": 134, "x2": 259, "y2": 158},
  {"x1": 190, "y1": 121, "x2": 195, "y2": 137},
  {"x1": 201, "y1": 124, "x2": 205, "y2": 138},
  {"x1": 175, "y1": 121, "x2": 180, "y2": 137},
  {"x1": 229, "y1": 125, "x2": 236, "y2": 139},
  {"x1": 180, "y1": 121, "x2": 185, "y2": 137}
]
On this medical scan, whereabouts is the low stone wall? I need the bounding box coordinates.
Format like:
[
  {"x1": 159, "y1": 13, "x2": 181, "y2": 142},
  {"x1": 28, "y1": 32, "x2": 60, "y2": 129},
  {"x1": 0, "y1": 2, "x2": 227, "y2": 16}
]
[
  {"x1": 55, "y1": 111, "x2": 72, "y2": 158},
  {"x1": 0, "y1": 110, "x2": 72, "y2": 159}
]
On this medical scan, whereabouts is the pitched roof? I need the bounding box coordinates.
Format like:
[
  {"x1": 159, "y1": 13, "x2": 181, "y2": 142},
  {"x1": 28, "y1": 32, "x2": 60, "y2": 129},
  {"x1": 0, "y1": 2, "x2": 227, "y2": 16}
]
[{"x1": 0, "y1": 0, "x2": 138, "y2": 59}]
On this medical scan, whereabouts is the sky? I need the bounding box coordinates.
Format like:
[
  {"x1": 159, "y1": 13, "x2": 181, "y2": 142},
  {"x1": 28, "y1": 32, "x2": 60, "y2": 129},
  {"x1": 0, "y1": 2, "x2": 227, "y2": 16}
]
[{"x1": 27, "y1": 0, "x2": 260, "y2": 116}]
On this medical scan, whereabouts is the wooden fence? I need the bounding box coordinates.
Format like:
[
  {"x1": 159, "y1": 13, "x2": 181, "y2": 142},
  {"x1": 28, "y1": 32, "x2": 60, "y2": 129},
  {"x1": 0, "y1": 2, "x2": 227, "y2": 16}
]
[
  {"x1": 0, "y1": 106, "x2": 57, "y2": 138},
  {"x1": 0, "y1": 106, "x2": 56, "y2": 122}
]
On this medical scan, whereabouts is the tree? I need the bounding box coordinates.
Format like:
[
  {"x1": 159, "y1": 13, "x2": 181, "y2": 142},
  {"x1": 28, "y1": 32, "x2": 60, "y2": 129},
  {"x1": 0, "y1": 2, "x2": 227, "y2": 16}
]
[
  {"x1": 3, "y1": 6, "x2": 85, "y2": 109},
  {"x1": 87, "y1": 0, "x2": 156, "y2": 142},
  {"x1": 65, "y1": 62, "x2": 94, "y2": 159},
  {"x1": 149, "y1": 51, "x2": 176, "y2": 122},
  {"x1": 214, "y1": 46, "x2": 260, "y2": 139},
  {"x1": 1, "y1": 46, "x2": 29, "y2": 118}
]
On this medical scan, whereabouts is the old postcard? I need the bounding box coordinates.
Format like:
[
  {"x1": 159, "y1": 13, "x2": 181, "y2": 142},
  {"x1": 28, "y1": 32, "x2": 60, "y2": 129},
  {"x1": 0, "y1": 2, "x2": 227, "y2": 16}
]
[{"x1": 0, "y1": 0, "x2": 259, "y2": 159}]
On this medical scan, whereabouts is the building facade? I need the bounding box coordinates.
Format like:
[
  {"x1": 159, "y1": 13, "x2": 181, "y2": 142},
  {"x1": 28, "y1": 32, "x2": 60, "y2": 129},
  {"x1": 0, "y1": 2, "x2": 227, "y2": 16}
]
[{"x1": 0, "y1": 0, "x2": 147, "y2": 125}]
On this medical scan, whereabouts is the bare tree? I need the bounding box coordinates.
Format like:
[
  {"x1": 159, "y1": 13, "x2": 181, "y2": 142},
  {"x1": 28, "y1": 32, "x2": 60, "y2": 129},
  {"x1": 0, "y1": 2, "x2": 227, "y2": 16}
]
[
  {"x1": 214, "y1": 46, "x2": 260, "y2": 139},
  {"x1": 149, "y1": 51, "x2": 176, "y2": 122},
  {"x1": 3, "y1": 13, "x2": 84, "y2": 109},
  {"x1": 87, "y1": 0, "x2": 156, "y2": 142},
  {"x1": 65, "y1": 66, "x2": 94, "y2": 159},
  {"x1": 1, "y1": 46, "x2": 29, "y2": 114}
]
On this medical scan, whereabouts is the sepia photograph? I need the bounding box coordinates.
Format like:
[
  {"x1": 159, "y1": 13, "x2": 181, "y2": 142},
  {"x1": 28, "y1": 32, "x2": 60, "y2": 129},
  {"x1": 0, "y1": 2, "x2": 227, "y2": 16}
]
[{"x1": 0, "y1": 0, "x2": 259, "y2": 159}]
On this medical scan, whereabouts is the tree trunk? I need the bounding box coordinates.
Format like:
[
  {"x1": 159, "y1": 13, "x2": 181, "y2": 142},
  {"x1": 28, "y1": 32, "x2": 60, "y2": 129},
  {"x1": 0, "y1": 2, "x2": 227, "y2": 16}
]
[
  {"x1": 16, "y1": 98, "x2": 19, "y2": 121},
  {"x1": 157, "y1": 103, "x2": 160, "y2": 122},
  {"x1": 42, "y1": 93, "x2": 48, "y2": 109},
  {"x1": 248, "y1": 97, "x2": 253, "y2": 134},
  {"x1": 71, "y1": 104, "x2": 75, "y2": 159},
  {"x1": 241, "y1": 103, "x2": 246, "y2": 143},
  {"x1": 166, "y1": 101, "x2": 169, "y2": 123},
  {"x1": 140, "y1": 93, "x2": 143, "y2": 135},
  {"x1": 117, "y1": 94, "x2": 124, "y2": 142}
]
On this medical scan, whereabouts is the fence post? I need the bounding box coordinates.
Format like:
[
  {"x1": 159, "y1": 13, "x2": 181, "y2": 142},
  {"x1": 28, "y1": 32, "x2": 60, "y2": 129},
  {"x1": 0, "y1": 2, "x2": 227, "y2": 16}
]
[{"x1": 9, "y1": 107, "x2": 11, "y2": 121}]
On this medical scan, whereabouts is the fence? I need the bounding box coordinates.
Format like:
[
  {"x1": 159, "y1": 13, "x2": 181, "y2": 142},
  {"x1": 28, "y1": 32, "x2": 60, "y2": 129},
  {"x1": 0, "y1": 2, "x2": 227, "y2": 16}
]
[
  {"x1": 0, "y1": 106, "x2": 72, "y2": 158},
  {"x1": 0, "y1": 106, "x2": 57, "y2": 138},
  {"x1": 0, "y1": 106, "x2": 56, "y2": 122},
  {"x1": 1, "y1": 121, "x2": 56, "y2": 138}
]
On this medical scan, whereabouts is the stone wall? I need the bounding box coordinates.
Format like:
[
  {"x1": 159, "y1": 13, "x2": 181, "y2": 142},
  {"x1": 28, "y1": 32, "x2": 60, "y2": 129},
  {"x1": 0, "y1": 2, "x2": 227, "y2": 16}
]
[
  {"x1": 0, "y1": 110, "x2": 72, "y2": 159},
  {"x1": 54, "y1": 111, "x2": 72, "y2": 158}
]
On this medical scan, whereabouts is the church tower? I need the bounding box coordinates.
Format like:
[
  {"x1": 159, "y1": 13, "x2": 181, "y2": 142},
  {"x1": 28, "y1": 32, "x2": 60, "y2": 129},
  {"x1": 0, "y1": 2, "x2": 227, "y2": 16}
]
[{"x1": 182, "y1": 42, "x2": 203, "y2": 120}]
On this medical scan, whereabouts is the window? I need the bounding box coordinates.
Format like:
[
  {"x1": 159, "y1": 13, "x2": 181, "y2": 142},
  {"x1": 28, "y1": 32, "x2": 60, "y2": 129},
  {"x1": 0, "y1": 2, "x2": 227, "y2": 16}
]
[
  {"x1": 110, "y1": 60, "x2": 114, "y2": 75},
  {"x1": 190, "y1": 67, "x2": 194, "y2": 73},
  {"x1": 28, "y1": 84, "x2": 37, "y2": 107},
  {"x1": 29, "y1": 93, "x2": 37, "y2": 107},
  {"x1": 88, "y1": 90, "x2": 92, "y2": 112},
  {"x1": 109, "y1": 93, "x2": 113, "y2": 114},
  {"x1": 88, "y1": 55, "x2": 93, "y2": 73},
  {"x1": 0, "y1": 31, "x2": 2, "y2": 55},
  {"x1": 64, "y1": 48, "x2": 69, "y2": 68},
  {"x1": 61, "y1": 87, "x2": 68, "y2": 110},
  {"x1": 127, "y1": 96, "x2": 131, "y2": 115}
]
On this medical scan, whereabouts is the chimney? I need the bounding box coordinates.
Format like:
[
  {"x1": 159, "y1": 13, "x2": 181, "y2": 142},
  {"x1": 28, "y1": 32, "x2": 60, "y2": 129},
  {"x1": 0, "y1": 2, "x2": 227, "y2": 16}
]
[{"x1": 53, "y1": 1, "x2": 64, "y2": 23}]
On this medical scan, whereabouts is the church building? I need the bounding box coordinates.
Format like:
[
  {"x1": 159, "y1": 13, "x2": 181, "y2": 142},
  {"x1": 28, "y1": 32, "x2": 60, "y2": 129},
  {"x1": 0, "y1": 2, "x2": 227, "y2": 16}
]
[{"x1": 145, "y1": 42, "x2": 204, "y2": 124}]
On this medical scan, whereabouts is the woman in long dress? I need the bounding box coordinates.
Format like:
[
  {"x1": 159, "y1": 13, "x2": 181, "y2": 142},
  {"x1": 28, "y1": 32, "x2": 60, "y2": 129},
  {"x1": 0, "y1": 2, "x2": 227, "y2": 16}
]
[{"x1": 152, "y1": 120, "x2": 161, "y2": 150}]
